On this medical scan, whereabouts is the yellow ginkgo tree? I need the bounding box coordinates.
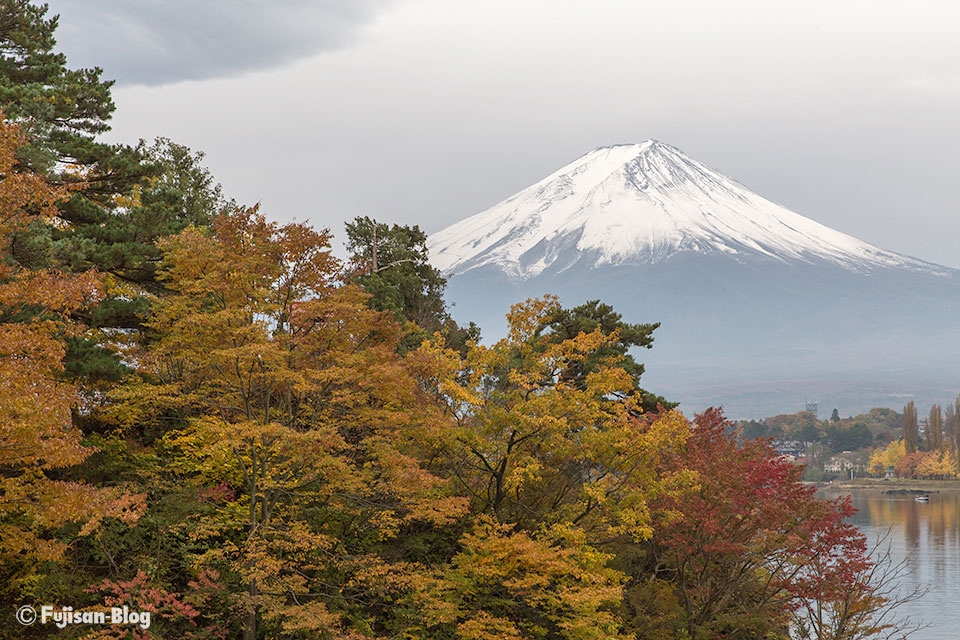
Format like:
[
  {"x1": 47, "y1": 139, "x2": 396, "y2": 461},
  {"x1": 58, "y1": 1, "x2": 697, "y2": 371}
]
[{"x1": 868, "y1": 439, "x2": 905, "y2": 476}]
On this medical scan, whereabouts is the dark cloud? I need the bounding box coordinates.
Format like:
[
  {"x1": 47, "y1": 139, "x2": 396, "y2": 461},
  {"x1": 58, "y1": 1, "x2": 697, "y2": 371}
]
[{"x1": 47, "y1": 0, "x2": 396, "y2": 85}]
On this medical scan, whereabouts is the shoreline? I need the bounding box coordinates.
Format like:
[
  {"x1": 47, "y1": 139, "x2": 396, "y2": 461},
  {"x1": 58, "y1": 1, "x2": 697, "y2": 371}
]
[{"x1": 810, "y1": 478, "x2": 960, "y2": 492}]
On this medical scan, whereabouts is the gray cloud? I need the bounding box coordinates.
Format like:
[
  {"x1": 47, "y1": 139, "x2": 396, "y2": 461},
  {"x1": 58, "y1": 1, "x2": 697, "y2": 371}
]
[
  {"x1": 47, "y1": 0, "x2": 396, "y2": 85},
  {"x1": 94, "y1": 0, "x2": 960, "y2": 272}
]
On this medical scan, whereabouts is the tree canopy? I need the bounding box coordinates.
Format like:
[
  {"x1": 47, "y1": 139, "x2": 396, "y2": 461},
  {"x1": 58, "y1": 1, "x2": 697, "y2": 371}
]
[
  {"x1": 0, "y1": 4, "x2": 925, "y2": 639},
  {"x1": 345, "y1": 215, "x2": 479, "y2": 353}
]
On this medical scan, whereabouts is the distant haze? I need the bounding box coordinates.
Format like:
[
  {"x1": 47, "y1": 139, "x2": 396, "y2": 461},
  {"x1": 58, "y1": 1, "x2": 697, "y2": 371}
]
[
  {"x1": 427, "y1": 141, "x2": 960, "y2": 418},
  {"x1": 47, "y1": 0, "x2": 960, "y2": 269}
]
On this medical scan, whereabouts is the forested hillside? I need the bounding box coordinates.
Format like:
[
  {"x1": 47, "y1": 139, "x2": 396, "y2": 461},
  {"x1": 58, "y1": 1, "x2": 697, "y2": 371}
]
[{"x1": 0, "y1": 3, "x2": 920, "y2": 638}]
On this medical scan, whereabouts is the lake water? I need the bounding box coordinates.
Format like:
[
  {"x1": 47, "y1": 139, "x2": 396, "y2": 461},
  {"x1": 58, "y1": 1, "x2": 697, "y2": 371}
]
[{"x1": 820, "y1": 488, "x2": 960, "y2": 639}]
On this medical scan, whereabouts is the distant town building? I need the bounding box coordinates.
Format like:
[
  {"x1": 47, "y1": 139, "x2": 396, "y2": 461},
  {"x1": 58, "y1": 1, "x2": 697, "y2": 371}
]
[
  {"x1": 772, "y1": 440, "x2": 807, "y2": 460},
  {"x1": 825, "y1": 451, "x2": 870, "y2": 475}
]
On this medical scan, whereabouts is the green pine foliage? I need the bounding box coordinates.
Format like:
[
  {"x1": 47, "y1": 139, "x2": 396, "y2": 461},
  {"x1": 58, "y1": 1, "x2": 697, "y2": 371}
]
[
  {"x1": 0, "y1": 0, "x2": 150, "y2": 215},
  {"x1": 345, "y1": 215, "x2": 479, "y2": 352},
  {"x1": 537, "y1": 299, "x2": 675, "y2": 412},
  {"x1": 0, "y1": 2, "x2": 227, "y2": 388}
]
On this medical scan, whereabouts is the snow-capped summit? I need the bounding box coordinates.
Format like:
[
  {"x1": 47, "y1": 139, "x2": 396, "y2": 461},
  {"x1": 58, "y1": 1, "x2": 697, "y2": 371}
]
[
  {"x1": 428, "y1": 141, "x2": 942, "y2": 280},
  {"x1": 428, "y1": 142, "x2": 960, "y2": 416}
]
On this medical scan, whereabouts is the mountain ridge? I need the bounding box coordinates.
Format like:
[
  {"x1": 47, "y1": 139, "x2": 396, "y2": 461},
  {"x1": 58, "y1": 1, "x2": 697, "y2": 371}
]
[
  {"x1": 428, "y1": 141, "x2": 952, "y2": 280},
  {"x1": 427, "y1": 142, "x2": 960, "y2": 417}
]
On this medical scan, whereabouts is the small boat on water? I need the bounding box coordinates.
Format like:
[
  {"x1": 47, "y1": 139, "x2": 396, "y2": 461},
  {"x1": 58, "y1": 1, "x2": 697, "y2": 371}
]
[{"x1": 915, "y1": 495, "x2": 930, "y2": 502}]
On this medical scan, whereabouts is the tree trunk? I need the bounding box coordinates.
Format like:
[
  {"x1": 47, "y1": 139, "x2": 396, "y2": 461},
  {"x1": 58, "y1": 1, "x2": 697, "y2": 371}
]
[
  {"x1": 243, "y1": 577, "x2": 258, "y2": 640},
  {"x1": 244, "y1": 443, "x2": 259, "y2": 640}
]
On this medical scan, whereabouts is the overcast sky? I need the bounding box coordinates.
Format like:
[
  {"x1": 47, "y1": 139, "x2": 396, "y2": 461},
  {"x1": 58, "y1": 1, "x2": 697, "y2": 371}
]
[{"x1": 48, "y1": 0, "x2": 960, "y2": 268}]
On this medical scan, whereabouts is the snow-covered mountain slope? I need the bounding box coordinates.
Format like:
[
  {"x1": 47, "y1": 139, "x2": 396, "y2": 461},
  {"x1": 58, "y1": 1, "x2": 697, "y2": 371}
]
[
  {"x1": 428, "y1": 141, "x2": 960, "y2": 416},
  {"x1": 428, "y1": 141, "x2": 947, "y2": 279}
]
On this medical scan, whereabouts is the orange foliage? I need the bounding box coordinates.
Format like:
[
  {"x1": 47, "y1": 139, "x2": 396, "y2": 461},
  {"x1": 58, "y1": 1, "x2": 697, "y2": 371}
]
[
  {"x1": 894, "y1": 452, "x2": 926, "y2": 479},
  {"x1": 0, "y1": 115, "x2": 143, "y2": 575},
  {"x1": 124, "y1": 207, "x2": 467, "y2": 638}
]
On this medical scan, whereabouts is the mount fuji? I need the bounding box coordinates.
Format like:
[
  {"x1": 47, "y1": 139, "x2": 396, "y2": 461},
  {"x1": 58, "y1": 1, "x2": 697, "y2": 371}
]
[{"x1": 428, "y1": 142, "x2": 960, "y2": 417}]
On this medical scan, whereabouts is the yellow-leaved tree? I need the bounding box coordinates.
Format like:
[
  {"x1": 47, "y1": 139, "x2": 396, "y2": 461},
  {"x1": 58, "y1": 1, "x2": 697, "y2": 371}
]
[
  {"x1": 406, "y1": 296, "x2": 694, "y2": 640},
  {"x1": 416, "y1": 518, "x2": 628, "y2": 640},
  {"x1": 915, "y1": 450, "x2": 957, "y2": 479},
  {"x1": 414, "y1": 296, "x2": 693, "y2": 534},
  {"x1": 119, "y1": 207, "x2": 467, "y2": 639},
  {"x1": 868, "y1": 439, "x2": 906, "y2": 476}
]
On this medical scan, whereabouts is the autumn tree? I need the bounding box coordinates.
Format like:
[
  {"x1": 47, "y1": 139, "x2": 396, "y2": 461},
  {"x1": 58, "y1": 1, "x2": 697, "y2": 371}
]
[
  {"x1": 869, "y1": 440, "x2": 905, "y2": 476},
  {"x1": 902, "y1": 401, "x2": 918, "y2": 454},
  {"x1": 415, "y1": 295, "x2": 691, "y2": 535},
  {"x1": 406, "y1": 296, "x2": 693, "y2": 640},
  {"x1": 627, "y1": 409, "x2": 875, "y2": 640},
  {"x1": 927, "y1": 405, "x2": 943, "y2": 452},
  {"x1": 412, "y1": 518, "x2": 628, "y2": 640},
  {"x1": 0, "y1": 115, "x2": 142, "y2": 614},
  {"x1": 790, "y1": 531, "x2": 928, "y2": 640},
  {"x1": 915, "y1": 451, "x2": 957, "y2": 479},
  {"x1": 81, "y1": 569, "x2": 229, "y2": 640},
  {"x1": 894, "y1": 452, "x2": 925, "y2": 479},
  {"x1": 119, "y1": 207, "x2": 466, "y2": 639}
]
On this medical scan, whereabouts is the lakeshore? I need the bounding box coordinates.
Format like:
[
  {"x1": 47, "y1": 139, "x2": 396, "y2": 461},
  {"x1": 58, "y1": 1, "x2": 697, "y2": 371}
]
[{"x1": 817, "y1": 478, "x2": 960, "y2": 492}]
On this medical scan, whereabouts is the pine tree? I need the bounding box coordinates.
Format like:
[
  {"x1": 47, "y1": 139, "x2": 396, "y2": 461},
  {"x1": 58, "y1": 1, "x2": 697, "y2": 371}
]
[
  {"x1": 536, "y1": 299, "x2": 673, "y2": 412},
  {"x1": 345, "y1": 216, "x2": 479, "y2": 352},
  {"x1": 345, "y1": 216, "x2": 446, "y2": 323},
  {"x1": 0, "y1": 2, "x2": 115, "y2": 167},
  {"x1": 0, "y1": 0, "x2": 150, "y2": 204},
  {"x1": 0, "y1": 3, "x2": 226, "y2": 389}
]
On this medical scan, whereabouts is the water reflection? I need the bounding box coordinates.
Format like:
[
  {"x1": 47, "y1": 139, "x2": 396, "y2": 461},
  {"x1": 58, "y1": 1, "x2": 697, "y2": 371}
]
[{"x1": 820, "y1": 488, "x2": 960, "y2": 640}]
